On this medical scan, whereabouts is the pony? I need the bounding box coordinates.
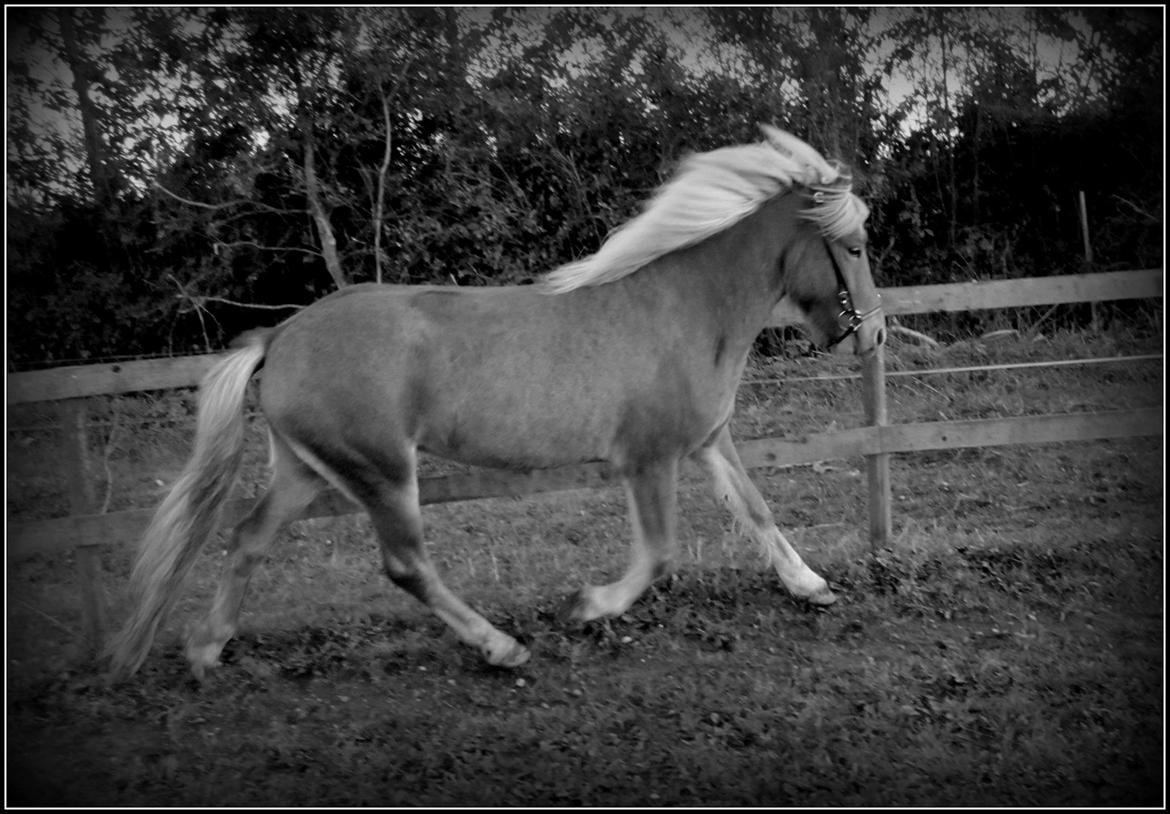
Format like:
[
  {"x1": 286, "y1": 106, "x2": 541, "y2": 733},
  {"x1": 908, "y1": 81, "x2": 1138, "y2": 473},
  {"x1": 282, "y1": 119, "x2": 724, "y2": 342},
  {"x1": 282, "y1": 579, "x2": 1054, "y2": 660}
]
[{"x1": 106, "y1": 125, "x2": 885, "y2": 679}]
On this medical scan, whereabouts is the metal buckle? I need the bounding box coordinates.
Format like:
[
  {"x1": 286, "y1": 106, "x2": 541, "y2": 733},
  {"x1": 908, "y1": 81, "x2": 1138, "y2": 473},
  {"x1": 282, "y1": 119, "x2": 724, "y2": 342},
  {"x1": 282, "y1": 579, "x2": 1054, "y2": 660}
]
[{"x1": 837, "y1": 287, "x2": 862, "y2": 335}]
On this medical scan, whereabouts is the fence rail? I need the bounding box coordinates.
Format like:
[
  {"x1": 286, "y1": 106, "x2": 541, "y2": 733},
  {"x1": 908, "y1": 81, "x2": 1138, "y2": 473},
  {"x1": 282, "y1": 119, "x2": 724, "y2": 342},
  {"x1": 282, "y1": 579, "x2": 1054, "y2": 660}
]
[
  {"x1": 7, "y1": 269, "x2": 1161, "y2": 406},
  {"x1": 877, "y1": 268, "x2": 1163, "y2": 314},
  {"x1": 6, "y1": 268, "x2": 1163, "y2": 650}
]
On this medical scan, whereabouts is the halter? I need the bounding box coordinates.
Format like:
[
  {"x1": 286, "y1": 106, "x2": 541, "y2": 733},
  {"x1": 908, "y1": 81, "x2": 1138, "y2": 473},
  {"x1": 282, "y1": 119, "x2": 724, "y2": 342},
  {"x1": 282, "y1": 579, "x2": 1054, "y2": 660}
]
[{"x1": 825, "y1": 240, "x2": 883, "y2": 348}]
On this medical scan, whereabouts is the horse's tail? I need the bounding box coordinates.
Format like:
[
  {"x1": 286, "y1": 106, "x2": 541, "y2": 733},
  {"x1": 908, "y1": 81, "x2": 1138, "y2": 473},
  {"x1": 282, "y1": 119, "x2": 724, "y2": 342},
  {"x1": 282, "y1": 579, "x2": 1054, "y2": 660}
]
[{"x1": 105, "y1": 330, "x2": 271, "y2": 680}]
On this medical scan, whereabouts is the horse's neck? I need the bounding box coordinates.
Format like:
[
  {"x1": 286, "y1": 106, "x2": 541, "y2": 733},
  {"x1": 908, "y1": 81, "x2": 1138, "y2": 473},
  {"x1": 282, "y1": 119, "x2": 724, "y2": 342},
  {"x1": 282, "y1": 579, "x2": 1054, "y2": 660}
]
[{"x1": 652, "y1": 200, "x2": 789, "y2": 351}]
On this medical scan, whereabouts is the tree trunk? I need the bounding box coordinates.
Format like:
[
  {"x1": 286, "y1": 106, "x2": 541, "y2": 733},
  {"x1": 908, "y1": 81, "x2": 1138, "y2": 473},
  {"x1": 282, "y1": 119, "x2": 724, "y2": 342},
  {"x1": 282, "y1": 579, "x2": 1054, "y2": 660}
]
[
  {"x1": 373, "y1": 94, "x2": 394, "y2": 284},
  {"x1": 301, "y1": 117, "x2": 347, "y2": 289},
  {"x1": 58, "y1": 8, "x2": 113, "y2": 211},
  {"x1": 937, "y1": 11, "x2": 958, "y2": 247},
  {"x1": 804, "y1": 10, "x2": 842, "y2": 157}
]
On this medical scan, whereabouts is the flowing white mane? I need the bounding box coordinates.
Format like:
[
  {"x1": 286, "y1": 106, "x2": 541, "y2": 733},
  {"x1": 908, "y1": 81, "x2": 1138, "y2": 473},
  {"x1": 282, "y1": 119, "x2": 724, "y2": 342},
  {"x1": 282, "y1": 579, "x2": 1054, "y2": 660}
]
[{"x1": 543, "y1": 126, "x2": 867, "y2": 294}]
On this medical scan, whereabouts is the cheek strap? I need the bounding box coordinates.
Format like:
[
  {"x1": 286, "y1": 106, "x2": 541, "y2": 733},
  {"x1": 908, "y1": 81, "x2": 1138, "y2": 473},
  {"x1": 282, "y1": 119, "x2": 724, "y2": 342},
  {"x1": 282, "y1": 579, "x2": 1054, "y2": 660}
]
[{"x1": 825, "y1": 243, "x2": 881, "y2": 347}]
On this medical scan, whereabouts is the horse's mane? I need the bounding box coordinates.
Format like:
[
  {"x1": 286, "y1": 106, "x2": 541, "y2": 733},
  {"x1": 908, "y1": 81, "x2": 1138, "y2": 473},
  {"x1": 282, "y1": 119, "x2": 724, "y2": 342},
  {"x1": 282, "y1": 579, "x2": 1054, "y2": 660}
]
[{"x1": 542, "y1": 129, "x2": 868, "y2": 294}]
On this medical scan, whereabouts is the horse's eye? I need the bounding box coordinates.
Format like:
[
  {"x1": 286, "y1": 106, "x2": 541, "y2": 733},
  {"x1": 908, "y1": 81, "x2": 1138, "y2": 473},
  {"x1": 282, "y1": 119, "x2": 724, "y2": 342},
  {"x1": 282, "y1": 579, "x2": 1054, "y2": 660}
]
[{"x1": 847, "y1": 246, "x2": 863, "y2": 258}]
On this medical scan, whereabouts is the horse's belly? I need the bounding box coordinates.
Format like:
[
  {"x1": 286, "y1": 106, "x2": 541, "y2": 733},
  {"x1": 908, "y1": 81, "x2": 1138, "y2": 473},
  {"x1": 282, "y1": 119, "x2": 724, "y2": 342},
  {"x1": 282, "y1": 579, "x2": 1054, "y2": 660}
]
[{"x1": 416, "y1": 396, "x2": 612, "y2": 470}]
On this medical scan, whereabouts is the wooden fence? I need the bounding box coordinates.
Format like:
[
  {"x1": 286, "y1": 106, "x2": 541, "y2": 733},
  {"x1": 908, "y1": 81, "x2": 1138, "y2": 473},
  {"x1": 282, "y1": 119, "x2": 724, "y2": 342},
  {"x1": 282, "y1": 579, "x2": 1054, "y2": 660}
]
[{"x1": 6, "y1": 268, "x2": 1164, "y2": 649}]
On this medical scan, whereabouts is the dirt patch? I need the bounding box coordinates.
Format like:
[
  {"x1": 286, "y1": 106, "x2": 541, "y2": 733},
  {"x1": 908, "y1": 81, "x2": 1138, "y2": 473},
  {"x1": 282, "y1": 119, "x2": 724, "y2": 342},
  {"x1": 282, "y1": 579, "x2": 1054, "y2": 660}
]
[{"x1": 6, "y1": 329, "x2": 1164, "y2": 806}]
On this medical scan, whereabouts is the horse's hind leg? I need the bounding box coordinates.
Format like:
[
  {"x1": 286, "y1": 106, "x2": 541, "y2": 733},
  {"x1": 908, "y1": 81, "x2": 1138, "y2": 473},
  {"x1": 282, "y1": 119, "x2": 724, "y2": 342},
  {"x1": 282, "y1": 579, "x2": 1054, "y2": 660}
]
[
  {"x1": 185, "y1": 432, "x2": 324, "y2": 677},
  {"x1": 568, "y1": 458, "x2": 679, "y2": 622},
  {"x1": 360, "y1": 448, "x2": 530, "y2": 668},
  {"x1": 694, "y1": 425, "x2": 836, "y2": 605}
]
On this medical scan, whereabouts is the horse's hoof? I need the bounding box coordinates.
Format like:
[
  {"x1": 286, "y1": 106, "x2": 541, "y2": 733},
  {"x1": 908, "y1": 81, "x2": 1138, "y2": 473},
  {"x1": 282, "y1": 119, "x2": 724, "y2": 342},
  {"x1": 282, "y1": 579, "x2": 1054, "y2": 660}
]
[
  {"x1": 558, "y1": 588, "x2": 596, "y2": 624},
  {"x1": 189, "y1": 660, "x2": 216, "y2": 682},
  {"x1": 185, "y1": 642, "x2": 222, "y2": 681},
  {"x1": 102, "y1": 655, "x2": 131, "y2": 685},
  {"x1": 485, "y1": 639, "x2": 531, "y2": 669},
  {"x1": 805, "y1": 585, "x2": 838, "y2": 606},
  {"x1": 103, "y1": 640, "x2": 145, "y2": 685}
]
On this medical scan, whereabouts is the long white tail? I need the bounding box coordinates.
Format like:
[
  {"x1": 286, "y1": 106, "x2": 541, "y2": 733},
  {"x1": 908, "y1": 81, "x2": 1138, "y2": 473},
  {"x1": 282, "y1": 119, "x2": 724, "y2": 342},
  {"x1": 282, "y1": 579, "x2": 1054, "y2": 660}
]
[{"x1": 105, "y1": 333, "x2": 268, "y2": 680}]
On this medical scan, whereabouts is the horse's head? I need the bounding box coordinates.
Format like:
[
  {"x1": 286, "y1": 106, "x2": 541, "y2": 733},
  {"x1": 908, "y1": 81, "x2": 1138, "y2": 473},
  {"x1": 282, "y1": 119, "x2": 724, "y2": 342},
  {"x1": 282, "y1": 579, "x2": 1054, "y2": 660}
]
[{"x1": 762, "y1": 126, "x2": 886, "y2": 356}]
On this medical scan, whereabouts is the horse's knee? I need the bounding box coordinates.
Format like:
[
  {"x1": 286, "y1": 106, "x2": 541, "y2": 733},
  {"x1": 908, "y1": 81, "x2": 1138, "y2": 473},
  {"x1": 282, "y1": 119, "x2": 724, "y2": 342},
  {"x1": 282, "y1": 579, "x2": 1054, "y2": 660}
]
[
  {"x1": 387, "y1": 568, "x2": 428, "y2": 599},
  {"x1": 383, "y1": 553, "x2": 430, "y2": 600},
  {"x1": 718, "y1": 485, "x2": 771, "y2": 529}
]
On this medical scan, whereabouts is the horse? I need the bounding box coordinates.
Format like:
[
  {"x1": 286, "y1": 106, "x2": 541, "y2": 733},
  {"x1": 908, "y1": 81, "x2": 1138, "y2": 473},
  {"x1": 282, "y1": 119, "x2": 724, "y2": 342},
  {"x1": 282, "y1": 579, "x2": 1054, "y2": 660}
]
[{"x1": 105, "y1": 125, "x2": 885, "y2": 680}]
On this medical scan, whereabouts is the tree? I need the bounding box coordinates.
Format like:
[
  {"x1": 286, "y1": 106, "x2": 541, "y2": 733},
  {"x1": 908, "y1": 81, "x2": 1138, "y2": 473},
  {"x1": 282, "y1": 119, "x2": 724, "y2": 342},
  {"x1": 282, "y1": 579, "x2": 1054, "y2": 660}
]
[{"x1": 5, "y1": 7, "x2": 1162, "y2": 366}]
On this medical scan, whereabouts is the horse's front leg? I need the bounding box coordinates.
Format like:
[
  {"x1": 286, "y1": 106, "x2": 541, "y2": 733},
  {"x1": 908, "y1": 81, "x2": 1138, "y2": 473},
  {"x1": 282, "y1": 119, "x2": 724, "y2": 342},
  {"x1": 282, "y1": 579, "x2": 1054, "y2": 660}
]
[
  {"x1": 567, "y1": 458, "x2": 679, "y2": 622},
  {"x1": 694, "y1": 425, "x2": 837, "y2": 605}
]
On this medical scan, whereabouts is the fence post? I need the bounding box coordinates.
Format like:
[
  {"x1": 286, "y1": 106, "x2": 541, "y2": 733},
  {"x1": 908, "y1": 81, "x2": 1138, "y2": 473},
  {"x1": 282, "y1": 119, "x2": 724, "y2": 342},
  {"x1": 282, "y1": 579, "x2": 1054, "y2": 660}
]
[
  {"x1": 861, "y1": 344, "x2": 891, "y2": 549},
  {"x1": 58, "y1": 398, "x2": 106, "y2": 656},
  {"x1": 1078, "y1": 190, "x2": 1099, "y2": 330}
]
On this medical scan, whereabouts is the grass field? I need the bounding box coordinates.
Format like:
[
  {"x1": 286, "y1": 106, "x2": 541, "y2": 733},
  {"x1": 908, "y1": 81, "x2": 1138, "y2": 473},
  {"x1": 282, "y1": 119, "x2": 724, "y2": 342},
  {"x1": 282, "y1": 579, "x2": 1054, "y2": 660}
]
[{"x1": 6, "y1": 327, "x2": 1164, "y2": 806}]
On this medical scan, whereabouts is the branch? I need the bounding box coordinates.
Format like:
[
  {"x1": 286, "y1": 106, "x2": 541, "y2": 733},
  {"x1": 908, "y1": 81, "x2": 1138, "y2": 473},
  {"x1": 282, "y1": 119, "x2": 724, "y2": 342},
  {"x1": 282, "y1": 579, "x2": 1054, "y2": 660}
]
[
  {"x1": 153, "y1": 181, "x2": 241, "y2": 211},
  {"x1": 167, "y1": 274, "x2": 217, "y2": 352},
  {"x1": 374, "y1": 92, "x2": 393, "y2": 284},
  {"x1": 1112, "y1": 194, "x2": 1160, "y2": 223},
  {"x1": 217, "y1": 204, "x2": 308, "y2": 220},
  {"x1": 214, "y1": 240, "x2": 323, "y2": 259},
  {"x1": 154, "y1": 183, "x2": 303, "y2": 219},
  {"x1": 11, "y1": 596, "x2": 81, "y2": 641},
  {"x1": 1025, "y1": 303, "x2": 1062, "y2": 339},
  {"x1": 197, "y1": 296, "x2": 305, "y2": 312},
  {"x1": 888, "y1": 319, "x2": 942, "y2": 350}
]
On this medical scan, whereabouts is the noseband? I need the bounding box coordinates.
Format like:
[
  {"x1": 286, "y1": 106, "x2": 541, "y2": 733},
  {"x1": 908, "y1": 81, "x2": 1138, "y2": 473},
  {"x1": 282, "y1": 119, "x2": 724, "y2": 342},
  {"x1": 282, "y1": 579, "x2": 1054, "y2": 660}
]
[{"x1": 826, "y1": 242, "x2": 882, "y2": 348}]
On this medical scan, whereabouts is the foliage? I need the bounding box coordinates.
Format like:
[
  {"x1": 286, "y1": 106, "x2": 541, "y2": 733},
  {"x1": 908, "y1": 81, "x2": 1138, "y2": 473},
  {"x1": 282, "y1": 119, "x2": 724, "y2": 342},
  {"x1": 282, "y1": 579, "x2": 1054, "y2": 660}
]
[{"x1": 5, "y1": 7, "x2": 1162, "y2": 367}]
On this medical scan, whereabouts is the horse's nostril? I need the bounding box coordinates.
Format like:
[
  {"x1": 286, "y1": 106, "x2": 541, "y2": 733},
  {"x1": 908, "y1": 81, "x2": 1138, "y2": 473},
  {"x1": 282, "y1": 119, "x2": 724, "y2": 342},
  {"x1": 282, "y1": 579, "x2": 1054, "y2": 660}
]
[{"x1": 876, "y1": 326, "x2": 887, "y2": 346}]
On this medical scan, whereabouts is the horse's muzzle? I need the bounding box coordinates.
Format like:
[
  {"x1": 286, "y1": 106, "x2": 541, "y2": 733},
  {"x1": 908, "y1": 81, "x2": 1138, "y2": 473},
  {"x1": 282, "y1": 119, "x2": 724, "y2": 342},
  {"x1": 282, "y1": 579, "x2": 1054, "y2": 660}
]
[{"x1": 852, "y1": 307, "x2": 886, "y2": 356}]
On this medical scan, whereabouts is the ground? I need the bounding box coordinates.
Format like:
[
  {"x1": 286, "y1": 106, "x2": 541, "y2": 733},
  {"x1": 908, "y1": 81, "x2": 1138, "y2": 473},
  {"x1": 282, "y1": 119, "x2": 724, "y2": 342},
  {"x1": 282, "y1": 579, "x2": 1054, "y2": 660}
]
[{"x1": 6, "y1": 326, "x2": 1164, "y2": 806}]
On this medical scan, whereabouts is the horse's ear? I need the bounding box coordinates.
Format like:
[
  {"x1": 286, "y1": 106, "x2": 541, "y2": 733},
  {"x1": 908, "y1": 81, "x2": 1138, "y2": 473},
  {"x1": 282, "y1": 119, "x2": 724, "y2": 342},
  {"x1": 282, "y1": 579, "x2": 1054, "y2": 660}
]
[
  {"x1": 759, "y1": 124, "x2": 838, "y2": 185},
  {"x1": 758, "y1": 123, "x2": 790, "y2": 149}
]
